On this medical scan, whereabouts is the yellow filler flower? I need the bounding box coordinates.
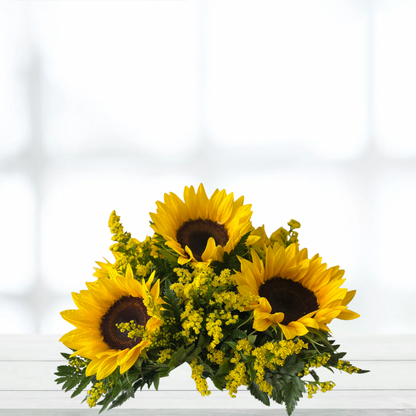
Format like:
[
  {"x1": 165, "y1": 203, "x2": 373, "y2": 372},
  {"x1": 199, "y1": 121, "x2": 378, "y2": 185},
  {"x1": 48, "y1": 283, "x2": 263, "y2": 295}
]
[
  {"x1": 235, "y1": 244, "x2": 359, "y2": 340},
  {"x1": 150, "y1": 184, "x2": 256, "y2": 264},
  {"x1": 59, "y1": 266, "x2": 162, "y2": 380}
]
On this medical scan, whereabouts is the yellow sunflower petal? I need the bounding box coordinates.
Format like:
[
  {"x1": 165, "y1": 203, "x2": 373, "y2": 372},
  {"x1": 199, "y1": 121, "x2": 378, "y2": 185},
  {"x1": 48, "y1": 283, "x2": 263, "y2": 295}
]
[
  {"x1": 201, "y1": 237, "x2": 217, "y2": 262},
  {"x1": 119, "y1": 341, "x2": 150, "y2": 374},
  {"x1": 86, "y1": 357, "x2": 102, "y2": 377},
  {"x1": 269, "y1": 312, "x2": 285, "y2": 324},
  {"x1": 279, "y1": 321, "x2": 308, "y2": 340},
  {"x1": 342, "y1": 290, "x2": 356, "y2": 306},
  {"x1": 97, "y1": 354, "x2": 119, "y2": 380},
  {"x1": 253, "y1": 317, "x2": 273, "y2": 331},
  {"x1": 337, "y1": 309, "x2": 360, "y2": 320}
]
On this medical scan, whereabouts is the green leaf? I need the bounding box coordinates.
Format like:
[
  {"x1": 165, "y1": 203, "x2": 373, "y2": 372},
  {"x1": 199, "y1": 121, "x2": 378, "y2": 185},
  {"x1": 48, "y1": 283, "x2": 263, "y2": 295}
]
[
  {"x1": 71, "y1": 376, "x2": 93, "y2": 398},
  {"x1": 281, "y1": 360, "x2": 305, "y2": 377},
  {"x1": 292, "y1": 376, "x2": 305, "y2": 393},
  {"x1": 220, "y1": 342, "x2": 231, "y2": 353},
  {"x1": 282, "y1": 377, "x2": 304, "y2": 416},
  {"x1": 211, "y1": 375, "x2": 226, "y2": 390},
  {"x1": 248, "y1": 382, "x2": 270, "y2": 406},
  {"x1": 232, "y1": 329, "x2": 247, "y2": 340},
  {"x1": 197, "y1": 333, "x2": 206, "y2": 349},
  {"x1": 356, "y1": 368, "x2": 370, "y2": 374},
  {"x1": 247, "y1": 334, "x2": 257, "y2": 345},
  {"x1": 55, "y1": 377, "x2": 67, "y2": 385},
  {"x1": 271, "y1": 384, "x2": 283, "y2": 404},
  {"x1": 182, "y1": 344, "x2": 196, "y2": 361},
  {"x1": 247, "y1": 361, "x2": 256, "y2": 383},
  {"x1": 63, "y1": 377, "x2": 80, "y2": 392},
  {"x1": 111, "y1": 380, "x2": 123, "y2": 400},
  {"x1": 157, "y1": 369, "x2": 171, "y2": 378},
  {"x1": 98, "y1": 391, "x2": 116, "y2": 413},
  {"x1": 212, "y1": 231, "x2": 251, "y2": 273},
  {"x1": 202, "y1": 361, "x2": 214, "y2": 377},
  {"x1": 327, "y1": 351, "x2": 347, "y2": 366},
  {"x1": 168, "y1": 346, "x2": 185, "y2": 368},
  {"x1": 225, "y1": 341, "x2": 237, "y2": 350},
  {"x1": 134, "y1": 357, "x2": 144, "y2": 369},
  {"x1": 60, "y1": 352, "x2": 71, "y2": 360},
  {"x1": 153, "y1": 372, "x2": 160, "y2": 391},
  {"x1": 162, "y1": 278, "x2": 183, "y2": 322},
  {"x1": 108, "y1": 390, "x2": 134, "y2": 411},
  {"x1": 284, "y1": 354, "x2": 296, "y2": 367},
  {"x1": 306, "y1": 329, "x2": 334, "y2": 350},
  {"x1": 55, "y1": 365, "x2": 75, "y2": 377},
  {"x1": 310, "y1": 369, "x2": 320, "y2": 382},
  {"x1": 185, "y1": 346, "x2": 202, "y2": 364},
  {"x1": 216, "y1": 361, "x2": 234, "y2": 376}
]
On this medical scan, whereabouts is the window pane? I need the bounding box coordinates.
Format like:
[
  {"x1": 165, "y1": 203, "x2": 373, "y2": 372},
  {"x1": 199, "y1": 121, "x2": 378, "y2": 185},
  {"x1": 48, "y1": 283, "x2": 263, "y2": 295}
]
[
  {"x1": 374, "y1": 0, "x2": 416, "y2": 157},
  {"x1": 222, "y1": 167, "x2": 362, "y2": 273},
  {"x1": 30, "y1": 1, "x2": 198, "y2": 158},
  {"x1": 0, "y1": 2, "x2": 30, "y2": 160},
  {"x1": 40, "y1": 298, "x2": 76, "y2": 334},
  {"x1": 0, "y1": 174, "x2": 36, "y2": 293},
  {"x1": 41, "y1": 164, "x2": 197, "y2": 293},
  {"x1": 206, "y1": 0, "x2": 368, "y2": 160},
  {"x1": 373, "y1": 169, "x2": 416, "y2": 333},
  {"x1": 0, "y1": 299, "x2": 35, "y2": 334}
]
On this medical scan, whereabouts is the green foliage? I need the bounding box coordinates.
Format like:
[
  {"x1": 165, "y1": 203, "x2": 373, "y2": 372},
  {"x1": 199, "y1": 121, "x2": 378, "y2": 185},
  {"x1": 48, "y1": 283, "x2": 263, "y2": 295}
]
[
  {"x1": 280, "y1": 354, "x2": 305, "y2": 377},
  {"x1": 232, "y1": 329, "x2": 247, "y2": 339},
  {"x1": 212, "y1": 231, "x2": 251, "y2": 273},
  {"x1": 71, "y1": 376, "x2": 93, "y2": 398},
  {"x1": 282, "y1": 376, "x2": 305, "y2": 416},
  {"x1": 149, "y1": 233, "x2": 180, "y2": 278},
  {"x1": 162, "y1": 277, "x2": 183, "y2": 323},
  {"x1": 249, "y1": 381, "x2": 270, "y2": 406},
  {"x1": 54, "y1": 362, "x2": 93, "y2": 396}
]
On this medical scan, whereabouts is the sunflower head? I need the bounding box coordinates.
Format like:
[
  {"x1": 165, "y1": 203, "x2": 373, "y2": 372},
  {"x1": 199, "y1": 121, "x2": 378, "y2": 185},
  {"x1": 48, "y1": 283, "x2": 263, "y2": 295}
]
[
  {"x1": 59, "y1": 265, "x2": 162, "y2": 380},
  {"x1": 235, "y1": 244, "x2": 359, "y2": 340},
  {"x1": 150, "y1": 184, "x2": 258, "y2": 264}
]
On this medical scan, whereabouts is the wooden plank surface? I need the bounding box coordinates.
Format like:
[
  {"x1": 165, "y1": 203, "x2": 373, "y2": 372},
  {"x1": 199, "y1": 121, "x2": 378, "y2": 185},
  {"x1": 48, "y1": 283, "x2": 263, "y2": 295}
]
[
  {"x1": 2, "y1": 411, "x2": 416, "y2": 416},
  {"x1": 0, "y1": 334, "x2": 415, "y2": 412},
  {"x1": 1, "y1": 390, "x2": 416, "y2": 410}
]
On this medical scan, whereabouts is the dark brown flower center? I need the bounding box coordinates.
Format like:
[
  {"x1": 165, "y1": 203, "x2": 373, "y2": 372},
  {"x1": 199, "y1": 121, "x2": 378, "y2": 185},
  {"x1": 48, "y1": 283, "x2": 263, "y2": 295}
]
[
  {"x1": 176, "y1": 219, "x2": 229, "y2": 261},
  {"x1": 258, "y1": 277, "x2": 318, "y2": 325},
  {"x1": 100, "y1": 296, "x2": 149, "y2": 350}
]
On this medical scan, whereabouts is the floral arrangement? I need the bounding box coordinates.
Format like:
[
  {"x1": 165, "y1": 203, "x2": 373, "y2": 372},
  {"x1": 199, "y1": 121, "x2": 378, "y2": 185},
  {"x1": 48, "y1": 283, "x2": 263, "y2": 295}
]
[{"x1": 55, "y1": 184, "x2": 367, "y2": 415}]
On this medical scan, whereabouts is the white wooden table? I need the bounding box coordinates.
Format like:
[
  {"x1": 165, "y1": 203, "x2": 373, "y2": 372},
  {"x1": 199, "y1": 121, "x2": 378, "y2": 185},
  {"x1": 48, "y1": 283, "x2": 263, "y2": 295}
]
[{"x1": 1, "y1": 334, "x2": 415, "y2": 416}]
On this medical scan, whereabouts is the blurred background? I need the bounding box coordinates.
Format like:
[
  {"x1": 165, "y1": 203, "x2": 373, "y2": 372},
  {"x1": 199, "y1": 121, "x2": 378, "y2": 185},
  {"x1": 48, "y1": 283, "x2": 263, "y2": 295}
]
[{"x1": 0, "y1": 0, "x2": 415, "y2": 336}]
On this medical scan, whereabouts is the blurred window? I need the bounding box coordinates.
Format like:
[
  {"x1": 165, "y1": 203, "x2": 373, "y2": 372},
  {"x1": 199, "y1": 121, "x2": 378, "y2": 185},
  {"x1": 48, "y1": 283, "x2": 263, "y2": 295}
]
[{"x1": 0, "y1": 0, "x2": 415, "y2": 334}]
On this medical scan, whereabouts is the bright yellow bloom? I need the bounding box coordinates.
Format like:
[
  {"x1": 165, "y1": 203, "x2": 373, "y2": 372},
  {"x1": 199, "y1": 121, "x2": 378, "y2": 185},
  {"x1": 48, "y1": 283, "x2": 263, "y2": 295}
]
[
  {"x1": 190, "y1": 358, "x2": 211, "y2": 396},
  {"x1": 150, "y1": 184, "x2": 257, "y2": 264},
  {"x1": 60, "y1": 265, "x2": 162, "y2": 380},
  {"x1": 206, "y1": 345, "x2": 226, "y2": 365},
  {"x1": 250, "y1": 225, "x2": 271, "y2": 247},
  {"x1": 336, "y1": 360, "x2": 361, "y2": 374},
  {"x1": 235, "y1": 244, "x2": 359, "y2": 339},
  {"x1": 87, "y1": 381, "x2": 114, "y2": 407},
  {"x1": 225, "y1": 362, "x2": 249, "y2": 398}
]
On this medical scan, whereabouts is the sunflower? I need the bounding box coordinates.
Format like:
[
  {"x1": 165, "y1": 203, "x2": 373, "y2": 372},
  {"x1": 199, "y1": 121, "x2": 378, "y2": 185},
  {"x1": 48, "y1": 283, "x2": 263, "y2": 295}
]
[
  {"x1": 235, "y1": 244, "x2": 359, "y2": 340},
  {"x1": 59, "y1": 265, "x2": 162, "y2": 380},
  {"x1": 150, "y1": 184, "x2": 257, "y2": 264}
]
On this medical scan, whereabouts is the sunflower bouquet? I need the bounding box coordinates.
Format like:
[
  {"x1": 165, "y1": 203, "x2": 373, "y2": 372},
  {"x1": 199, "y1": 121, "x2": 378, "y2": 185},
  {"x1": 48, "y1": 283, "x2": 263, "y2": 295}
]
[{"x1": 55, "y1": 184, "x2": 367, "y2": 415}]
